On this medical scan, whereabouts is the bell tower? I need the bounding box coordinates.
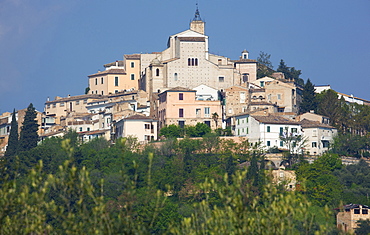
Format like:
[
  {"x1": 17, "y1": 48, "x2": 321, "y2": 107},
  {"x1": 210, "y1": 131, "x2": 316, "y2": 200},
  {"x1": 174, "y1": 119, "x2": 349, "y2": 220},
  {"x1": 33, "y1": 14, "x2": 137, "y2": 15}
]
[{"x1": 190, "y1": 5, "x2": 205, "y2": 35}]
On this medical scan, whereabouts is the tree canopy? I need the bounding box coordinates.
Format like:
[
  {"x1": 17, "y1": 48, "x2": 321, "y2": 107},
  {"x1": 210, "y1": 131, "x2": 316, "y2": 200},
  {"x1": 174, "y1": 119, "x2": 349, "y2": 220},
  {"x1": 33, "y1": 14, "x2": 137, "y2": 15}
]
[{"x1": 18, "y1": 103, "x2": 39, "y2": 152}]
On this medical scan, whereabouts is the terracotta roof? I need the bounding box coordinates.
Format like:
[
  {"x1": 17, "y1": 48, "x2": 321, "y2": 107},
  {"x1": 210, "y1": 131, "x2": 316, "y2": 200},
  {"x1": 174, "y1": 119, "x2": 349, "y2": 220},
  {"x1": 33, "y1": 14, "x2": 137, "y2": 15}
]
[
  {"x1": 299, "y1": 119, "x2": 335, "y2": 129},
  {"x1": 88, "y1": 69, "x2": 126, "y2": 77},
  {"x1": 104, "y1": 60, "x2": 124, "y2": 67},
  {"x1": 78, "y1": 129, "x2": 108, "y2": 135},
  {"x1": 124, "y1": 114, "x2": 157, "y2": 121},
  {"x1": 46, "y1": 94, "x2": 105, "y2": 104},
  {"x1": 178, "y1": 37, "x2": 205, "y2": 42},
  {"x1": 124, "y1": 54, "x2": 141, "y2": 59},
  {"x1": 234, "y1": 108, "x2": 269, "y2": 117},
  {"x1": 252, "y1": 115, "x2": 299, "y2": 125},
  {"x1": 165, "y1": 87, "x2": 195, "y2": 92},
  {"x1": 162, "y1": 58, "x2": 179, "y2": 64},
  {"x1": 233, "y1": 59, "x2": 257, "y2": 63},
  {"x1": 250, "y1": 101, "x2": 277, "y2": 106}
]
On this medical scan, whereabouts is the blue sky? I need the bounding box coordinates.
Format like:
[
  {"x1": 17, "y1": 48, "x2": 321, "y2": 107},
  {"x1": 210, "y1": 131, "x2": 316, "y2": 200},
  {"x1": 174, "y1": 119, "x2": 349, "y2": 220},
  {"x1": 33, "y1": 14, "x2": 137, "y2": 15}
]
[{"x1": 1, "y1": 0, "x2": 369, "y2": 113}]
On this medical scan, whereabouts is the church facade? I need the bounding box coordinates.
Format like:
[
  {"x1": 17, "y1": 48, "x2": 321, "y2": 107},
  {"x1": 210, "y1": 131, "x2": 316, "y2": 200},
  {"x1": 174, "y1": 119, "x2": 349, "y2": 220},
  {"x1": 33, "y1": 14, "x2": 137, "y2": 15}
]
[{"x1": 90, "y1": 9, "x2": 257, "y2": 96}]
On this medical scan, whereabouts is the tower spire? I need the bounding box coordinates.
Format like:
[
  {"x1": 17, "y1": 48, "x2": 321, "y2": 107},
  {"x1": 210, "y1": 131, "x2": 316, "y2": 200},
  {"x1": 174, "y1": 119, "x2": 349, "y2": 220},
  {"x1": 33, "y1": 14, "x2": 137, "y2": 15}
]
[{"x1": 193, "y1": 3, "x2": 202, "y2": 21}]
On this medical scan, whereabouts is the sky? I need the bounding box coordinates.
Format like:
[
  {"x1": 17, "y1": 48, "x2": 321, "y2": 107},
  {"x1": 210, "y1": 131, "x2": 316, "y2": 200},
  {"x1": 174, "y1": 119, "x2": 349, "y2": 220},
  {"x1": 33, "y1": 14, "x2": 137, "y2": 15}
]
[{"x1": 1, "y1": 0, "x2": 369, "y2": 113}]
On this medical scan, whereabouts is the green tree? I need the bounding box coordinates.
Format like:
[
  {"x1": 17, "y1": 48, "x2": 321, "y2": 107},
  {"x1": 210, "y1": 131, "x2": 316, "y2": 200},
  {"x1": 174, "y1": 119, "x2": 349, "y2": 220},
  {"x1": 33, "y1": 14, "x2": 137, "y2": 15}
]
[
  {"x1": 257, "y1": 51, "x2": 274, "y2": 78},
  {"x1": 277, "y1": 59, "x2": 303, "y2": 85},
  {"x1": 159, "y1": 124, "x2": 182, "y2": 138},
  {"x1": 299, "y1": 78, "x2": 317, "y2": 114},
  {"x1": 5, "y1": 109, "x2": 18, "y2": 157},
  {"x1": 316, "y1": 89, "x2": 345, "y2": 130},
  {"x1": 355, "y1": 219, "x2": 370, "y2": 235},
  {"x1": 19, "y1": 103, "x2": 39, "y2": 152}
]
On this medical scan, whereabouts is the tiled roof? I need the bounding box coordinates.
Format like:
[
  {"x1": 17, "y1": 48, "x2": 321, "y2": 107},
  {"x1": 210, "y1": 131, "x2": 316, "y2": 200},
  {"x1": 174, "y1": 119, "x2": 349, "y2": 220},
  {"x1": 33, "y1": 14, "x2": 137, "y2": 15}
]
[
  {"x1": 46, "y1": 94, "x2": 105, "y2": 104},
  {"x1": 232, "y1": 59, "x2": 257, "y2": 63},
  {"x1": 252, "y1": 115, "x2": 299, "y2": 125},
  {"x1": 162, "y1": 58, "x2": 179, "y2": 64},
  {"x1": 165, "y1": 87, "x2": 195, "y2": 92},
  {"x1": 299, "y1": 119, "x2": 335, "y2": 129},
  {"x1": 178, "y1": 37, "x2": 205, "y2": 42},
  {"x1": 124, "y1": 54, "x2": 141, "y2": 59},
  {"x1": 88, "y1": 69, "x2": 126, "y2": 77},
  {"x1": 104, "y1": 60, "x2": 124, "y2": 67},
  {"x1": 124, "y1": 114, "x2": 157, "y2": 121},
  {"x1": 250, "y1": 101, "x2": 277, "y2": 106}
]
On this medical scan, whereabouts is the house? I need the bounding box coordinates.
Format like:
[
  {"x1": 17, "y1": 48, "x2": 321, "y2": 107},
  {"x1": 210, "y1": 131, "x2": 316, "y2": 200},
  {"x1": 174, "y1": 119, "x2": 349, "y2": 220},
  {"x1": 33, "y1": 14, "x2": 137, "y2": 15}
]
[
  {"x1": 157, "y1": 87, "x2": 222, "y2": 129},
  {"x1": 337, "y1": 204, "x2": 370, "y2": 233},
  {"x1": 115, "y1": 115, "x2": 158, "y2": 143},
  {"x1": 235, "y1": 114, "x2": 303, "y2": 152}
]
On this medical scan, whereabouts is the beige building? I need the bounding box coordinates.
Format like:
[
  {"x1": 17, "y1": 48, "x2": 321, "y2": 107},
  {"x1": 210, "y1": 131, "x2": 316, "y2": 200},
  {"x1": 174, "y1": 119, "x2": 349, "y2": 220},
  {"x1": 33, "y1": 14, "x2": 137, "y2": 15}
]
[
  {"x1": 44, "y1": 94, "x2": 106, "y2": 123},
  {"x1": 115, "y1": 114, "x2": 158, "y2": 143},
  {"x1": 158, "y1": 87, "x2": 222, "y2": 129},
  {"x1": 337, "y1": 204, "x2": 370, "y2": 233}
]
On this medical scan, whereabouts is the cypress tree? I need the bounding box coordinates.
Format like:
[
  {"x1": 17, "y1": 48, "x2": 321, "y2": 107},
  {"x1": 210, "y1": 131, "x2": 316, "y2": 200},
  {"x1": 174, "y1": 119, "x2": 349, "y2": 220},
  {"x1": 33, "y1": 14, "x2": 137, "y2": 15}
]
[
  {"x1": 19, "y1": 103, "x2": 39, "y2": 152},
  {"x1": 299, "y1": 78, "x2": 317, "y2": 114},
  {"x1": 5, "y1": 109, "x2": 19, "y2": 157}
]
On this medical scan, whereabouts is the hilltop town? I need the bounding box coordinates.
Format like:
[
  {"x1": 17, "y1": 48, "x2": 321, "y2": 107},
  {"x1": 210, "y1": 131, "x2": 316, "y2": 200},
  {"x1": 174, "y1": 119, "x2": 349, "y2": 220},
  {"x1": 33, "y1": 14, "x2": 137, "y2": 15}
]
[{"x1": 1, "y1": 9, "x2": 368, "y2": 157}]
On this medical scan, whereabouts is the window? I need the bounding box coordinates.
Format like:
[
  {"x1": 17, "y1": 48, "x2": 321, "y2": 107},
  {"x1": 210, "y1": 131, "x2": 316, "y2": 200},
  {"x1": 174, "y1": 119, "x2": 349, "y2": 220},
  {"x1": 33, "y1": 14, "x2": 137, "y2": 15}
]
[
  {"x1": 115, "y1": 90, "x2": 118, "y2": 93},
  {"x1": 60, "y1": 103, "x2": 65, "y2": 107},
  {"x1": 312, "y1": 142, "x2": 317, "y2": 148},
  {"x1": 95, "y1": 90, "x2": 98, "y2": 94},
  {"x1": 179, "y1": 93, "x2": 183, "y2": 100},
  {"x1": 313, "y1": 130, "x2": 317, "y2": 137},
  {"x1": 242, "y1": 73, "x2": 249, "y2": 83},
  {"x1": 267, "y1": 141, "x2": 271, "y2": 147},
  {"x1": 280, "y1": 127, "x2": 284, "y2": 136},
  {"x1": 260, "y1": 81, "x2": 264, "y2": 87},
  {"x1": 178, "y1": 120, "x2": 185, "y2": 128},
  {"x1": 174, "y1": 73, "x2": 178, "y2": 81},
  {"x1": 246, "y1": 128, "x2": 249, "y2": 134},
  {"x1": 179, "y1": 108, "x2": 184, "y2": 118},
  {"x1": 145, "y1": 124, "x2": 150, "y2": 129},
  {"x1": 156, "y1": 68, "x2": 159, "y2": 76},
  {"x1": 196, "y1": 108, "x2": 201, "y2": 117},
  {"x1": 291, "y1": 128, "x2": 298, "y2": 133},
  {"x1": 267, "y1": 126, "x2": 271, "y2": 132},
  {"x1": 237, "y1": 119, "x2": 240, "y2": 125},
  {"x1": 131, "y1": 74, "x2": 135, "y2": 80},
  {"x1": 277, "y1": 94, "x2": 281, "y2": 100},
  {"x1": 362, "y1": 209, "x2": 368, "y2": 214},
  {"x1": 101, "y1": 91, "x2": 104, "y2": 95},
  {"x1": 354, "y1": 209, "x2": 360, "y2": 214},
  {"x1": 83, "y1": 100, "x2": 87, "y2": 104},
  {"x1": 47, "y1": 104, "x2": 50, "y2": 109},
  {"x1": 204, "y1": 121, "x2": 211, "y2": 127},
  {"x1": 204, "y1": 107, "x2": 210, "y2": 117},
  {"x1": 115, "y1": 77, "x2": 119, "y2": 86},
  {"x1": 79, "y1": 127, "x2": 82, "y2": 132},
  {"x1": 95, "y1": 78, "x2": 97, "y2": 85},
  {"x1": 188, "y1": 58, "x2": 198, "y2": 66},
  {"x1": 76, "y1": 101, "x2": 80, "y2": 105},
  {"x1": 280, "y1": 141, "x2": 283, "y2": 147},
  {"x1": 322, "y1": 141, "x2": 330, "y2": 148},
  {"x1": 101, "y1": 77, "x2": 104, "y2": 84},
  {"x1": 131, "y1": 62, "x2": 135, "y2": 68},
  {"x1": 218, "y1": 59, "x2": 222, "y2": 65},
  {"x1": 219, "y1": 76, "x2": 224, "y2": 82},
  {"x1": 87, "y1": 127, "x2": 90, "y2": 131}
]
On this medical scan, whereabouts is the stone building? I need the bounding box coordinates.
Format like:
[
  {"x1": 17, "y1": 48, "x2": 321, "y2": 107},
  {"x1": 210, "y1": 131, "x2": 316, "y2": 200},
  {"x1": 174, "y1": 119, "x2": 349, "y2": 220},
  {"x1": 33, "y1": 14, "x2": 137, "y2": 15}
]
[{"x1": 337, "y1": 204, "x2": 370, "y2": 233}]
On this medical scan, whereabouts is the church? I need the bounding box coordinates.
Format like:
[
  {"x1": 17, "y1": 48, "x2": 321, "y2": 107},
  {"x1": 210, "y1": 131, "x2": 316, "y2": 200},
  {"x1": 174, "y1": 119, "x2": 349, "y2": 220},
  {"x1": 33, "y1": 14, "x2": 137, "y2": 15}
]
[{"x1": 88, "y1": 8, "x2": 257, "y2": 96}]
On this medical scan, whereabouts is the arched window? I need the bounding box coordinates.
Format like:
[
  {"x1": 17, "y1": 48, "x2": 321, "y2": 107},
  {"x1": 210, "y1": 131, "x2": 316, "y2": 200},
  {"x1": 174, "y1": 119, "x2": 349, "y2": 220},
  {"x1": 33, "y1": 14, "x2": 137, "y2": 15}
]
[
  {"x1": 188, "y1": 58, "x2": 191, "y2": 66},
  {"x1": 195, "y1": 58, "x2": 198, "y2": 66},
  {"x1": 174, "y1": 73, "x2": 178, "y2": 81},
  {"x1": 192, "y1": 58, "x2": 195, "y2": 66},
  {"x1": 156, "y1": 68, "x2": 159, "y2": 76},
  {"x1": 95, "y1": 78, "x2": 97, "y2": 85}
]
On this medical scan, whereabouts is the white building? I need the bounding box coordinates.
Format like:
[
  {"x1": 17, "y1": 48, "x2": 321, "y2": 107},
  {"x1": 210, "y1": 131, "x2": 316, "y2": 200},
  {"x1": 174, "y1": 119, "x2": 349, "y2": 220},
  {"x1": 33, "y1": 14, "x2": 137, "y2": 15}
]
[
  {"x1": 115, "y1": 115, "x2": 158, "y2": 143},
  {"x1": 235, "y1": 114, "x2": 303, "y2": 152}
]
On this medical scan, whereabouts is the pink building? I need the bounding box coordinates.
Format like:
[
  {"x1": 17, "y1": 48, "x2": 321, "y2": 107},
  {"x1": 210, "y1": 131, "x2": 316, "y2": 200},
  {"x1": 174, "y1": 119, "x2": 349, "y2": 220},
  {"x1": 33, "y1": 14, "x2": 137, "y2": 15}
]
[{"x1": 158, "y1": 87, "x2": 222, "y2": 129}]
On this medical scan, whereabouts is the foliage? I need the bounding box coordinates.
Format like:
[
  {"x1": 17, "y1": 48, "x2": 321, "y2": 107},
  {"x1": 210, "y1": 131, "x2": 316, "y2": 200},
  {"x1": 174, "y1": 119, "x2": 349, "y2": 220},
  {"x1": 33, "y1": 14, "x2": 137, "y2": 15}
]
[
  {"x1": 296, "y1": 153, "x2": 343, "y2": 206},
  {"x1": 299, "y1": 78, "x2": 318, "y2": 114},
  {"x1": 257, "y1": 51, "x2": 274, "y2": 78},
  {"x1": 355, "y1": 219, "x2": 370, "y2": 235},
  {"x1": 170, "y1": 171, "x2": 335, "y2": 234},
  {"x1": 5, "y1": 109, "x2": 18, "y2": 157},
  {"x1": 277, "y1": 59, "x2": 304, "y2": 85},
  {"x1": 330, "y1": 133, "x2": 370, "y2": 158},
  {"x1": 159, "y1": 124, "x2": 182, "y2": 138},
  {"x1": 18, "y1": 103, "x2": 39, "y2": 152}
]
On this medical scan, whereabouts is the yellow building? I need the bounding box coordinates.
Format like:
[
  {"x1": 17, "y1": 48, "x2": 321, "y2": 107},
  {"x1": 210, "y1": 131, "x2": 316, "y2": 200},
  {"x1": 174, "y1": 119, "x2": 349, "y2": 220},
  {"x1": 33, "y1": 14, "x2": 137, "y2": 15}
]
[
  {"x1": 337, "y1": 204, "x2": 370, "y2": 233},
  {"x1": 88, "y1": 54, "x2": 141, "y2": 95}
]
